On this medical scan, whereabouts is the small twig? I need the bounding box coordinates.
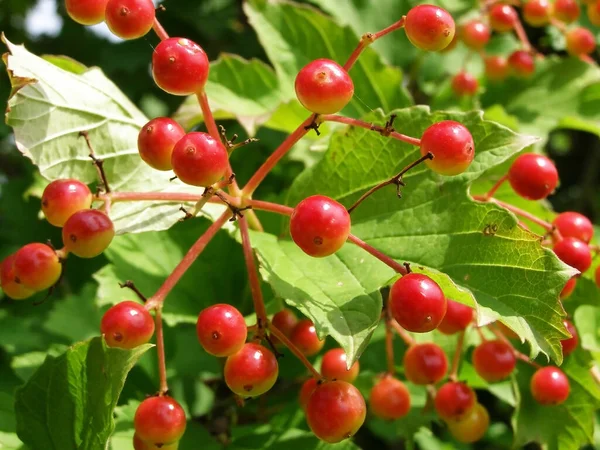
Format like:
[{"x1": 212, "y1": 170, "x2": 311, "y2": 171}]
[
  {"x1": 214, "y1": 191, "x2": 252, "y2": 222},
  {"x1": 119, "y1": 280, "x2": 148, "y2": 302},
  {"x1": 80, "y1": 131, "x2": 110, "y2": 193},
  {"x1": 219, "y1": 125, "x2": 259, "y2": 154},
  {"x1": 303, "y1": 114, "x2": 322, "y2": 136}
]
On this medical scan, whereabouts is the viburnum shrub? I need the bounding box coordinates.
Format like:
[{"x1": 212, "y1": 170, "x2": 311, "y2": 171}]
[{"x1": 3, "y1": 0, "x2": 600, "y2": 449}]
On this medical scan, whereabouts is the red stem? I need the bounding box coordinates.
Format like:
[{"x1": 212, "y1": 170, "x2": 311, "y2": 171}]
[
  {"x1": 513, "y1": 18, "x2": 532, "y2": 52},
  {"x1": 152, "y1": 18, "x2": 170, "y2": 41},
  {"x1": 391, "y1": 320, "x2": 415, "y2": 346},
  {"x1": 482, "y1": 175, "x2": 508, "y2": 200},
  {"x1": 146, "y1": 211, "x2": 232, "y2": 308},
  {"x1": 449, "y1": 331, "x2": 465, "y2": 381},
  {"x1": 347, "y1": 234, "x2": 408, "y2": 274},
  {"x1": 321, "y1": 115, "x2": 421, "y2": 146},
  {"x1": 268, "y1": 324, "x2": 323, "y2": 380},
  {"x1": 384, "y1": 312, "x2": 395, "y2": 375},
  {"x1": 473, "y1": 196, "x2": 553, "y2": 231},
  {"x1": 249, "y1": 200, "x2": 294, "y2": 216},
  {"x1": 514, "y1": 350, "x2": 542, "y2": 368},
  {"x1": 154, "y1": 307, "x2": 169, "y2": 394},
  {"x1": 100, "y1": 192, "x2": 203, "y2": 203}
]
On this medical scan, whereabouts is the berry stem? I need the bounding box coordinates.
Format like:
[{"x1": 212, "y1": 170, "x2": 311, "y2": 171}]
[
  {"x1": 384, "y1": 308, "x2": 396, "y2": 375},
  {"x1": 449, "y1": 330, "x2": 465, "y2": 381},
  {"x1": 119, "y1": 280, "x2": 147, "y2": 302},
  {"x1": 152, "y1": 17, "x2": 170, "y2": 41},
  {"x1": 321, "y1": 115, "x2": 422, "y2": 146},
  {"x1": 241, "y1": 117, "x2": 314, "y2": 195},
  {"x1": 146, "y1": 210, "x2": 232, "y2": 308},
  {"x1": 154, "y1": 306, "x2": 169, "y2": 394},
  {"x1": 514, "y1": 349, "x2": 542, "y2": 368},
  {"x1": 513, "y1": 18, "x2": 532, "y2": 52},
  {"x1": 80, "y1": 131, "x2": 111, "y2": 193},
  {"x1": 482, "y1": 174, "x2": 508, "y2": 200},
  {"x1": 474, "y1": 196, "x2": 553, "y2": 231},
  {"x1": 238, "y1": 215, "x2": 268, "y2": 336},
  {"x1": 97, "y1": 192, "x2": 203, "y2": 203},
  {"x1": 347, "y1": 234, "x2": 408, "y2": 274},
  {"x1": 550, "y1": 17, "x2": 567, "y2": 33},
  {"x1": 390, "y1": 319, "x2": 415, "y2": 346},
  {"x1": 346, "y1": 153, "x2": 433, "y2": 214},
  {"x1": 248, "y1": 200, "x2": 293, "y2": 216},
  {"x1": 268, "y1": 324, "x2": 323, "y2": 380},
  {"x1": 489, "y1": 325, "x2": 542, "y2": 369}
]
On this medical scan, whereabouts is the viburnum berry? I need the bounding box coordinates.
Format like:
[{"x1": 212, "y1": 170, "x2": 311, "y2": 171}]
[
  {"x1": 13, "y1": 243, "x2": 62, "y2": 291},
  {"x1": 451, "y1": 72, "x2": 478, "y2": 97},
  {"x1": 224, "y1": 342, "x2": 279, "y2": 397},
  {"x1": 553, "y1": 0, "x2": 581, "y2": 23},
  {"x1": 472, "y1": 340, "x2": 516, "y2": 382},
  {"x1": 523, "y1": 0, "x2": 552, "y2": 27},
  {"x1": 196, "y1": 304, "x2": 247, "y2": 357},
  {"x1": 369, "y1": 375, "x2": 411, "y2": 420},
  {"x1": 404, "y1": 5, "x2": 456, "y2": 52},
  {"x1": 105, "y1": 0, "x2": 155, "y2": 40},
  {"x1": 270, "y1": 308, "x2": 298, "y2": 346},
  {"x1": 561, "y1": 277, "x2": 577, "y2": 299},
  {"x1": 403, "y1": 342, "x2": 448, "y2": 385},
  {"x1": 320, "y1": 348, "x2": 360, "y2": 383},
  {"x1": 446, "y1": 403, "x2": 490, "y2": 443},
  {"x1": 152, "y1": 38, "x2": 210, "y2": 95},
  {"x1": 508, "y1": 50, "x2": 536, "y2": 77},
  {"x1": 289, "y1": 195, "x2": 351, "y2": 258},
  {"x1": 133, "y1": 433, "x2": 179, "y2": 450},
  {"x1": 389, "y1": 273, "x2": 447, "y2": 333},
  {"x1": 100, "y1": 301, "x2": 155, "y2": 348},
  {"x1": 561, "y1": 319, "x2": 579, "y2": 357},
  {"x1": 134, "y1": 396, "x2": 187, "y2": 446},
  {"x1": 530, "y1": 366, "x2": 570, "y2": 405},
  {"x1": 41, "y1": 179, "x2": 92, "y2": 227},
  {"x1": 553, "y1": 212, "x2": 594, "y2": 243},
  {"x1": 65, "y1": 0, "x2": 110, "y2": 25},
  {"x1": 460, "y1": 20, "x2": 490, "y2": 50},
  {"x1": 299, "y1": 377, "x2": 319, "y2": 410},
  {"x1": 305, "y1": 380, "x2": 366, "y2": 443},
  {"x1": 489, "y1": 4, "x2": 518, "y2": 32},
  {"x1": 138, "y1": 118, "x2": 185, "y2": 171},
  {"x1": 171, "y1": 132, "x2": 229, "y2": 187},
  {"x1": 0, "y1": 254, "x2": 35, "y2": 300},
  {"x1": 420, "y1": 120, "x2": 475, "y2": 176},
  {"x1": 553, "y1": 237, "x2": 592, "y2": 273},
  {"x1": 588, "y1": 1, "x2": 600, "y2": 26},
  {"x1": 484, "y1": 55, "x2": 510, "y2": 81},
  {"x1": 62, "y1": 209, "x2": 115, "y2": 258},
  {"x1": 565, "y1": 27, "x2": 597, "y2": 56},
  {"x1": 290, "y1": 319, "x2": 325, "y2": 356},
  {"x1": 434, "y1": 381, "x2": 476, "y2": 421},
  {"x1": 294, "y1": 59, "x2": 354, "y2": 114},
  {"x1": 595, "y1": 265, "x2": 600, "y2": 288},
  {"x1": 437, "y1": 299, "x2": 474, "y2": 335},
  {"x1": 508, "y1": 153, "x2": 558, "y2": 200}
]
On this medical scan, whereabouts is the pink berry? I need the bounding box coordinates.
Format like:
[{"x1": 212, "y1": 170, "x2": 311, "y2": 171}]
[
  {"x1": 420, "y1": 120, "x2": 475, "y2": 176},
  {"x1": 508, "y1": 50, "x2": 535, "y2": 78},
  {"x1": 553, "y1": 0, "x2": 581, "y2": 22},
  {"x1": 105, "y1": 0, "x2": 155, "y2": 40},
  {"x1": 196, "y1": 304, "x2": 247, "y2": 357},
  {"x1": 460, "y1": 20, "x2": 491, "y2": 50},
  {"x1": 451, "y1": 72, "x2": 478, "y2": 97},
  {"x1": 65, "y1": 0, "x2": 110, "y2": 25},
  {"x1": 294, "y1": 59, "x2": 354, "y2": 114},
  {"x1": 566, "y1": 27, "x2": 596, "y2": 56},
  {"x1": 134, "y1": 396, "x2": 187, "y2": 445},
  {"x1": 62, "y1": 209, "x2": 115, "y2": 258},
  {"x1": 489, "y1": 4, "x2": 518, "y2": 32},
  {"x1": 100, "y1": 301, "x2": 155, "y2": 348},
  {"x1": 508, "y1": 153, "x2": 558, "y2": 200},
  {"x1": 138, "y1": 118, "x2": 185, "y2": 171},
  {"x1": 484, "y1": 55, "x2": 510, "y2": 81},
  {"x1": 171, "y1": 132, "x2": 229, "y2": 187},
  {"x1": 530, "y1": 366, "x2": 570, "y2": 405},
  {"x1": 0, "y1": 254, "x2": 35, "y2": 300},
  {"x1": 13, "y1": 243, "x2": 62, "y2": 291},
  {"x1": 553, "y1": 237, "x2": 592, "y2": 274},
  {"x1": 152, "y1": 38, "x2": 210, "y2": 95},
  {"x1": 404, "y1": 5, "x2": 456, "y2": 51},
  {"x1": 523, "y1": 0, "x2": 552, "y2": 27},
  {"x1": 41, "y1": 179, "x2": 93, "y2": 227},
  {"x1": 321, "y1": 348, "x2": 360, "y2": 383},
  {"x1": 552, "y1": 212, "x2": 594, "y2": 243},
  {"x1": 437, "y1": 299, "x2": 474, "y2": 335}
]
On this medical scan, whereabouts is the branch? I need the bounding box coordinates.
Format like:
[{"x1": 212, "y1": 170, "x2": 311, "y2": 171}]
[
  {"x1": 347, "y1": 234, "x2": 408, "y2": 274},
  {"x1": 321, "y1": 114, "x2": 421, "y2": 146},
  {"x1": 80, "y1": 131, "x2": 110, "y2": 193},
  {"x1": 268, "y1": 324, "x2": 323, "y2": 380}
]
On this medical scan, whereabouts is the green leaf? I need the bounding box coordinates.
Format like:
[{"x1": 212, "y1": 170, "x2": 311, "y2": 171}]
[
  {"x1": 286, "y1": 106, "x2": 574, "y2": 362},
  {"x1": 244, "y1": 0, "x2": 412, "y2": 118},
  {"x1": 14, "y1": 337, "x2": 151, "y2": 450},
  {"x1": 3, "y1": 35, "x2": 225, "y2": 234}
]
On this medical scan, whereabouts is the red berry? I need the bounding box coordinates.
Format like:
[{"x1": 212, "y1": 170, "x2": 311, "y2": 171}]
[
  {"x1": 13, "y1": 243, "x2": 62, "y2": 291},
  {"x1": 133, "y1": 434, "x2": 178, "y2": 450},
  {"x1": 447, "y1": 403, "x2": 489, "y2": 443},
  {"x1": 566, "y1": 27, "x2": 596, "y2": 56},
  {"x1": 224, "y1": 343, "x2": 279, "y2": 397},
  {"x1": 508, "y1": 153, "x2": 558, "y2": 200},
  {"x1": 420, "y1": 121, "x2": 475, "y2": 176},
  {"x1": 138, "y1": 118, "x2": 185, "y2": 171},
  {"x1": 530, "y1": 366, "x2": 570, "y2": 405},
  {"x1": 484, "y1": 55, "x2": 510, "y2": 81},
  {"x1": 553, "y1": 237, "x2": 592, "y2": 273},
  {"x1": 489, "y1": 4, "x2": 518, "y2": 32},
  {"x1": 290, "y1": 195, "x2": 351, "y2": 258},
  {"x1": 100, "y1": 301, "x2": 155, "y2": 348},
  {"x1": 523, "y1": 0, "x2": 552, "y2": 26},
  {"x1": 472, "y1": 340, "x2": 516, "y2": 382},
  {"x1": 321, "y1": 348, "x2": 360, "y2": 383},
  {"x1": 299, "y1": 377, "x2": 319, "y2": 410},
  {"x1": 65, "y1": 0, "x2": 109, "y2": 25},
  {"x1": 171, "y1": 132, "x2": 229, "y2": 187},
  {"x1": 294, "y1": 59, "x2": 354, "y2": 114},
  {"x1": 389, "y1": 273, "x2": 447, "y2": 333},
  {"x1": 196, "y1": 304, "x2": 247, "y2": 357},
  {"x1": 152, "y1": 38, "x2": 210, "y2": 95},
  {"x1": 460, "y1": 20, "x2": 491, "y2": 50},
  {"x1": 41, "y1": 179, "x2": 92, "y2": 227},
  {"x1": 451, "y1": 72, "x2": 478, "y2": 97},
  {"x1": 553, "y1": 212, "x2": 594, "y2": 243},
  {"x1": 404, "y1": 5, "x2": 456, "y2": 51},
  {"x1": 0, "y1": 254, "x2": 35, "y2": 300},
  {"x1": 561, "y1": 277, "x2": 577, "y2": 299},
  {"x1": 553, "y1": 0, "x2": 581, "y2": 22},
  {"x1": 508, "y1": 50, "x2": 536, "y2": 78},
  {"x1": 561, "y1": 319, "x2": 578, "y2": 357},
  {"x1": 588, "y1": 2, "x2": 600, "y2": 26},
  {"x1": 290, "y1": 319, "x2": 325, "y2": 356},
  {"x1": 437, "y1": 299, "x2": 474, "y2": 335},
  {"x1": 134, "y1": 396, "x2": 187, "y2": 445},
  {"x1": 369, "y1": 375, "x2": 411, "y2": 420},
  {"x1": 105, "y1": 0, "x2": 155, "y2": 40},
  {"x1": 403, "y1": 343, "x2": 448, "y2": 385},
  {"x1": 434, "y1": 381, "x2": 476, "y2": 420},
  {"x1": 305, "y1": 380, "x2": 366, "y2": 443},
  {"x1": 270, "y1": 308, "x2": 298, "y2": 345},
  {"x1": 62, "y1": 209, "x2": 115, "y2": 258}
]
